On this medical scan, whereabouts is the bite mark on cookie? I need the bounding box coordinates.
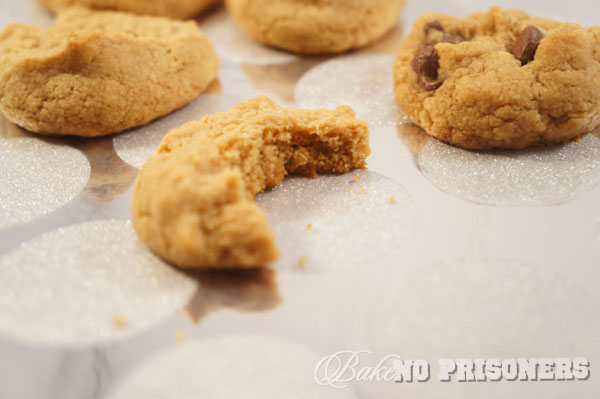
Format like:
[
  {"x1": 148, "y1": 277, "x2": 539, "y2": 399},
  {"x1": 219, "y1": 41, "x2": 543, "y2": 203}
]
[{"x1": 131, "y1": 97, "x2": 370, "y2": 269}]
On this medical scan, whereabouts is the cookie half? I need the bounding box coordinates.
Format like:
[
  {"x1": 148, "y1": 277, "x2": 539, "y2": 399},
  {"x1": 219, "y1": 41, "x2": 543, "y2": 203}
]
[
  {"x1": 0, "y1": 8, "x2": 219, "y2": 137},
  {"x1": 226, "y1": 0, "x2": 405, "y2": 55},
  {"x1": 37, "y1": 0, "x2": 218, "y2": 19},
  {"x1": 394, "y1": 7, "x2": 600, "y2": 150},
  {"x1": 132, "y1": 97, "x2": 371, "y2": 269}
]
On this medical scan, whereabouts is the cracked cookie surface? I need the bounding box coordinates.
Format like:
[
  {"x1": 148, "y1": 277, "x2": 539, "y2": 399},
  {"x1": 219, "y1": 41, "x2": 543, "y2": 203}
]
[
  {"x1": 37, "y1": 0, "x2": 218, "y2": 19},
  {"x1": 394, "y1": 7, "x2": 600, "y2": 150},
  {"x1": 0, "y1": 8, "x2": 218, "y2": 137},
  {"x1": 131, "y1": 97, "x2": 370, "y2": 269},
  {"x1": 226, "y1": 0, "x2": 405, "y2": 55}
]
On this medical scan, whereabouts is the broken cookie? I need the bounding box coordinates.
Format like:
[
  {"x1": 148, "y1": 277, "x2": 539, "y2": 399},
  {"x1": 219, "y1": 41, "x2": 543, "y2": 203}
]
[
  {"x1": 394, "y1": 7, "x2": 600, "y2": 150},
  {"x1": 0, "y1": 8, "x2": 219, "y2": 137},
  {"x1": 131, "y1": 97, "x2": 370, "y2": 269}
]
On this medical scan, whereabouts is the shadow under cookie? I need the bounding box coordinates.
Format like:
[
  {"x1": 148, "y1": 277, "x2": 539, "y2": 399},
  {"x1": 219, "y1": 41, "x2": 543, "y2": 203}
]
[{"x1": 184, "y1": 267, "x2": 281, "y2": 324}]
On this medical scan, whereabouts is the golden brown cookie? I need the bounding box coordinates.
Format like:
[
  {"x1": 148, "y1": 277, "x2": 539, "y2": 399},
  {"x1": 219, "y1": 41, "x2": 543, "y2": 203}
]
[
  {"x1": 394, "y1": 7, "x2": 600, "y2": 150},
  {"x1": 0, "y1": 8, "x2": 218, "y2": 137},
  {"x1": 131, "y1": 97, "x2": 370, "y2": 269},
  {"x1": 37, "y1": 0, "x2": 218, "y2": 19},
  {"x1": 226, "y1": 0, "x2": 405, "y2": 55}
]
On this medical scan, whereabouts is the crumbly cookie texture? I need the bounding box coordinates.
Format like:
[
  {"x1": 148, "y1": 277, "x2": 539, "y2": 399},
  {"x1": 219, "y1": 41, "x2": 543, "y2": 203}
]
[
  {"x1": 132, "y1": 97, "x2": 371, "y2": 269},
  {"x1": 394, "y1": 7, "x2": 600, "y2": 150},
  {"x1": 37, "y1": 0, "x2": 218, "y2": 19},
  {"x1": 226, "y1": 0, "x2": 405, "y2": 55},
  {"x1": 0, "y1": 8, "x2": 218, "y2": 137}
]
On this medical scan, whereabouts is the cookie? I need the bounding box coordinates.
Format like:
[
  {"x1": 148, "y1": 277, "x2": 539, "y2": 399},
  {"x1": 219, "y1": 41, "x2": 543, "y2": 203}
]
[
  {"x1": 131, "y1": 96, "x2": 370, "y2": 269},
  {"x1": 37, "y1": 0, "x2": 218, "y2": 19},
  {"x1": 0, "y1": 8, "x2": 218, "y2": 137},
  {"x1": 226, "y1": 0, "x2": 405, "y2": 55},
  {"x1": 394, "y1": 7, "x2": 600, "y2": 150}
]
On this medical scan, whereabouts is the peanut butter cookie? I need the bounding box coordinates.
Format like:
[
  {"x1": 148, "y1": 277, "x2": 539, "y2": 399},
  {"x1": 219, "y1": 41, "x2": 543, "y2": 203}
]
[
  {"x1": 226, "y1": 0, "x2": 405, "y2": 55},
  {"x1": 131, "y1": 97, "x2": 370, "y2": 269},
  {"x1": 0, "y1": 8, "x2": 218, "y2": 137},
  {"x1": 37, "y1": 0, "x2": 218, "y2": 19},
  {"x1": 394, "y1": 7, "x2": 600, "y2": 150}
]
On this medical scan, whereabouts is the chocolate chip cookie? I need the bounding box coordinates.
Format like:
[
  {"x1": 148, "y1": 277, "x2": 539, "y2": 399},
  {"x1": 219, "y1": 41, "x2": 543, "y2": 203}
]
[
  {"x1": 131, "y1": 97, "x2": 370, "y2": 269},
  {"x1": 394, "y1": 7, "x2": 600, "y2": 150}
]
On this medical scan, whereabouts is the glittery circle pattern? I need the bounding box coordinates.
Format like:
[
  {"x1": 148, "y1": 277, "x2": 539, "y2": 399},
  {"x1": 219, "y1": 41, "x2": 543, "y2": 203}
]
[
  {"x1": 371, "y1": 258, "x2": 600, "y2": 361},
  {"x1": 295, "y1": 54, "x2": 410, "y2": 126},
  {"x1": 418, "y1": 134, "x2": 600, "y2": 206},
  {"x1": 255, "y1": 170, "x2": 417, "y2": 272},
  {"x1": 113, "y1": 95, "x2": 242, "y2": 169},
  {"x1": 200, "y1": 7, "x2": 298, "y2": 66},
  {"x1": 0, "y1": 138, "x2": 90, "y2": 229},
  {"x1": 0, "y1": 220, "x2": 196, "y2": 346},
  {"x1": 108, "y1": 335, "x2": 357, "y2": 399}
]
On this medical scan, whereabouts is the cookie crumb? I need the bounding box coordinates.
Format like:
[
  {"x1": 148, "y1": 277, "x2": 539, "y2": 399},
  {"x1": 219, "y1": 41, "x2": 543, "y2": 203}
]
[
  {"x1": 306, "y1": 223, "x2": 312, "y2": 231},
  {"x1": 112, "y1": 315, "x2": 128, "y2": 328},
  {"x1": 298, "y1": 256, "x2": 308, "y2": 268},
  {"x1": 360, "y1": 187, "x2": 366, "y2": 194},
  {"x1": 389, "y1": 196, "x2": 396, "y2": 204},
  {"x1": 344, "y1": 187, "x2": 350, "y2": 193},
  {"x1": 337, "y1": 178, "x2": 343, "y2": 183},
  {"x1": 353, "y1": 175, "x2": 362, "y2": 183},
  {"x1": 174, "y1": 330, "x2": 188, "y2": 343}
]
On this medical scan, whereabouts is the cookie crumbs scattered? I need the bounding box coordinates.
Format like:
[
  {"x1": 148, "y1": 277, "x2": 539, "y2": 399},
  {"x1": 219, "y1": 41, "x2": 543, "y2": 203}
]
[
  {"x1": 360, "y1": 187, "x2": 366, "y2": 194},
  {"x1": 344, "y1": 187, "x2": 350, "y2": 193},
  {"x1": 174, "y1": 330, "x2": 188, "y2": 343},
  {"x1": 298, "y1": 256, "x2": 308, "y2": 268},
  {"x1": 306, "y1": 223, "x2": 312, "y2": 231},
  {"x1": 337, "y1": 178, "x2": 343, "y2": 183},
  {"x1": 352, "y1": 175, "x2": 362, "y2": 183},
  {"x1": 389, "y1": 196, "x2": 396, "y2": 204},
  {"x1": 112, "y1": 315, "x2": 128, "y2": 328}
]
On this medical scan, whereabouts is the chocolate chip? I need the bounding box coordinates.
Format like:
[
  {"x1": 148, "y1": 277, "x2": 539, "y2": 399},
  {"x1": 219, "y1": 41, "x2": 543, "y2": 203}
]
[
  {"x1": 424, "y1": 20, "x2": 443, "y2": 33},
  {"x1": 413, "y1": 21, "x2": 466, "y2": 91},
  {"x1": 511, "y1": 26, "x2": 544, "y2": 65},
  {"x1": 412, "y1": 45, "x2": 443, "y2": 91},
  {"x1": 442, "y1": 32, "x2": 465, "y2": 44},
  {"x1": 424, "y1": 20, "x2": 466, "y2": 44}
]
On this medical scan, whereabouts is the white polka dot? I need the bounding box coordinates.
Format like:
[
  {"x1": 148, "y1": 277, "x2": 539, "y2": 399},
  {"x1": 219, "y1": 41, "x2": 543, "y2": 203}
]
[
  {"x1": 0, "y1": 138, "x2": 90, "y2": 229},
  {"x1": 200, "y1": 7, "x2": 298, "y2": 65},
  {"x1": 295, "y1": 54, "x2": 410, "y2": 126},
  {"x1": 418, "y1": 134, "x2": 600, "y2": 206},
  {"x1": 0, "y1": 220, "x2": 196, "y2": 346},
  {"x1": 108, "y1": 335, "x2": 357, "y2": 399},
  {"x1": 256, "y1": 170, "x2": 417, "y2": 272}
]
